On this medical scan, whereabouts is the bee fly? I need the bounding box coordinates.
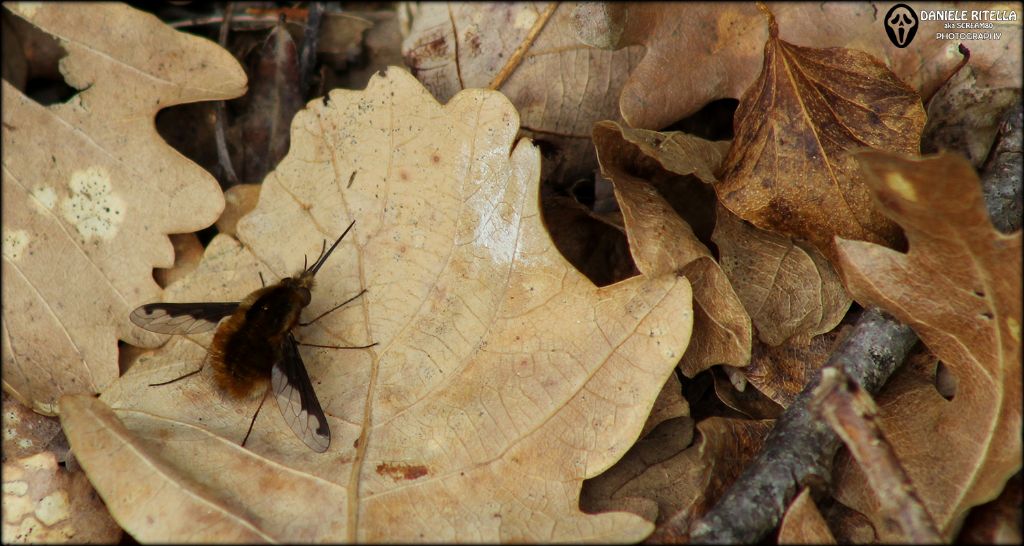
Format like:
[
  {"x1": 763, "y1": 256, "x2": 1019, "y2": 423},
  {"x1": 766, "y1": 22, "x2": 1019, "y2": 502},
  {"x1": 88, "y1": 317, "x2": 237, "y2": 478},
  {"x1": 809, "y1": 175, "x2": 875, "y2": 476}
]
[{"x1": 130, "y1": 221, "x2": 373, "y2": 452}]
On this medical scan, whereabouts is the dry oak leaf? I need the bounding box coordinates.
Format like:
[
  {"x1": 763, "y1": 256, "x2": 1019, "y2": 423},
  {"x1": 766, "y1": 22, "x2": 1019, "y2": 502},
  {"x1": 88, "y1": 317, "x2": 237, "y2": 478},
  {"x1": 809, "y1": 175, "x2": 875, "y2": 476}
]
[
  {"x1": 572, "y1": 2, "x2": 1021, "y2": 130},
  {"x1": 594, "y1": 121, "x2": 751, "y2": 375},
  {"x1": 2, "y1": 451, "x2": 122, "y2": 543},
  {"x1": 778, "y1": 487, "x2": 837, "y2": 544},
  {"x1": 716, "y1": 12, "x2": 926, "y2": 256},
  {"x1": 1, "y1": 2, "x2": 246, "y2": 414},
  {"x1": 833, "y1": 151, "x2": 1022, "y2": 540},
  {"x1": 582, "y1": 417, "x2": 773, "y2": 528},
  {"x1": 61, "y1": 67, "x2": 694, "y2": 543},
  {"x1": 402, "y1": 2, "x2": 643, "y2": 187},
  {"x1": 742, "y1": 330, "x2": 845, "y2": 409},
  {"x1": 591, "y1": 121, "x2": 849, "y2": 351},
  {"x1": 713, "y1": 206, "x2": 851, "y2": 347},
  {"x1": 2, "y1": 390, "x2": 65, "y2": 461}
]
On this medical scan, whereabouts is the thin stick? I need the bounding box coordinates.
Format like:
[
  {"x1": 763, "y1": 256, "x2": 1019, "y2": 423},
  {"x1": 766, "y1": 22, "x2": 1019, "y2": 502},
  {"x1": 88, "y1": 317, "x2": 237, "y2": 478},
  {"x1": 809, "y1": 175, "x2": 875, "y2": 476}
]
[
  {"x1": 488, "y1": 2, "x2": 558, "y2": 90},
  {"x1": 811, "y1": 367, "x2": 941, "y2": 543}
]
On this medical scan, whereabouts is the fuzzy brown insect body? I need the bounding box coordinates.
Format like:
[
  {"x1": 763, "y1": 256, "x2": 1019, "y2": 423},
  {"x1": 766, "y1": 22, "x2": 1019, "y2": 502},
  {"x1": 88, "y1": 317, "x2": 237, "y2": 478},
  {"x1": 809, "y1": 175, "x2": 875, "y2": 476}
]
[
  {"x1": 130, "y1": 221, "x2": 370, "y2": 452},
  {"x1": 210, "y1": 276, "x2": 313, "y2": 399}
]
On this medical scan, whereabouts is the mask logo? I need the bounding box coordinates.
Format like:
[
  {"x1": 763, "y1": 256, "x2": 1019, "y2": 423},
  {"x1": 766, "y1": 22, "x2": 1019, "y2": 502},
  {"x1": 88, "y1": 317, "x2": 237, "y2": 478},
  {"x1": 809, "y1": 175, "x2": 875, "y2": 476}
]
[{"x1": 884, "y1": 4, "x2": 919, "y2": 48}]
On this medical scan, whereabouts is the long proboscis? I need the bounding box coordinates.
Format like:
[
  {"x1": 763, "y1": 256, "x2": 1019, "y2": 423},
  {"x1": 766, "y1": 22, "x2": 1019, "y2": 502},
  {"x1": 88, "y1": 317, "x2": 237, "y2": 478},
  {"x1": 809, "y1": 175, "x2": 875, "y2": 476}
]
[{"x1": 307, "y1": 220, "x2": 356, "y2": 277}]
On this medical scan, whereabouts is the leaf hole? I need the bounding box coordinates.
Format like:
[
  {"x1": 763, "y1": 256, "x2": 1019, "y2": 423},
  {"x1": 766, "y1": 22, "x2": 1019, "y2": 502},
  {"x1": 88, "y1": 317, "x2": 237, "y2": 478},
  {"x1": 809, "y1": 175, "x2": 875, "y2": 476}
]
[
  {"x1": 660, "y1": 98, "x2": 739, "y2": 141},
  {"x1": 934, "y1": 361, "x2": 957, "y2": 400},
  {"x1": 541, "y1": 186, "x2": 639, "y2": 287},
  {"x1": 3, "y1": 8, "x2": 77, "y2": 106}
]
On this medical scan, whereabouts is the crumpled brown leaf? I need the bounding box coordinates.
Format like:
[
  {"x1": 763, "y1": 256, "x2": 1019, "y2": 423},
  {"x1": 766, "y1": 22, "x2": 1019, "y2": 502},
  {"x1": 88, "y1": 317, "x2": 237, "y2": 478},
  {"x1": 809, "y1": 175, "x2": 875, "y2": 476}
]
[
  {"x1": 742, "y1": 330, "x2": 845, "y2": 409},
  {"x1": 583, "y1": 417, "x2": 773, "y2": 528},
  {"x1": 1, "y1": 3, "x2": 246, "y2": 414},
  {"x1": 571, "y1": 2, "x2": 1021, "y2": 129},
  {"x1": 833, "y1": 151, "x2": 1022, "y2": 540},
  {"x1": 2, "y1": 391, "x2": 65, "y2": 461},
  {"x1": 236, "y1": 16, "x2": 304, "y2": 184},
  {"x1": 593, "y1": 121, "x2": 750, "y2": 375},
  {"x1": 714, "y1": 206, "x2": 850, "y2": 346},
  {"x1": 61, "y1": 67, "x2": 694, "y2": 543},
  {"x1": 402, "y1": 2, "x2": 642, "y2": 187},
  {"x1": 2, "y1": 451, "x2": 121, "y2": 543},
  {"x1": 716, "y1": 11, "x2": 926, "y2": 255},
  {"x1": 923, "y1": 62, "x2": 1023, "y2": 168}
]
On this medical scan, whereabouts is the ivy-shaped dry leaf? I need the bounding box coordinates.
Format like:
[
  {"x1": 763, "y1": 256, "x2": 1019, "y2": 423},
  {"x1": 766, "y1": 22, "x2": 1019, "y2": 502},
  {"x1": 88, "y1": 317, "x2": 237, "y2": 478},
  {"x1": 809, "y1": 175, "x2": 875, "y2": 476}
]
[
  {"x1": 59, "y1": 68, "x2": 694, "y2": 542},
  {"x1": 716, "y1": 12, "x2": 925, "y2": 256},
  {"x1": 1, "y1": 3, "x2": 246, "y2": 414},
  {"x1": 833, "y1": 151, "x2": 1022, "y2": 540},
  {"x1": 593, "y1": 121, "x2": 750, "y2": 375}
]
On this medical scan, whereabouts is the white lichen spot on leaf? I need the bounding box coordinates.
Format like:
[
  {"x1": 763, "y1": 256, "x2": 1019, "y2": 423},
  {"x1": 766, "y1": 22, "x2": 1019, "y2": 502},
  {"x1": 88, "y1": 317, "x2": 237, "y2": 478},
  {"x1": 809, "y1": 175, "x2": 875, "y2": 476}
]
[
  {"x1": 3, "y1": 230, "x2": 30, "y2": 261},
  {"x1": 35, "y1": 491, "x2": 71, "y2": 526},
  {"x1": 61, "y1": 166, "x2": 125, "y2": 241},
  {"x1": 31, "y1": 186, "x2": 58, "y2": 212}
]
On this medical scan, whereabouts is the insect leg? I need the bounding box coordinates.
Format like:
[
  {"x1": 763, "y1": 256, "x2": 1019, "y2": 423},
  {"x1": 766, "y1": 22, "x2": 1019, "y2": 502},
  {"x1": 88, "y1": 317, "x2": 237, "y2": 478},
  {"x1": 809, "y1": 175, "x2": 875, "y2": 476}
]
[
  {"x1": 258, "y1": 271, "x2": 266, "y2": 288},
  {"x1": 299, "y1": 288, "x2": 368, "y2": 326},
  {"x1": 148, "y1": 354, "x2": 207, "y2": 387},
  {"x1": 241, "y1": 388, "x2": 271, "y2": 448},
  {"x1": 295, "y1": 340, "x2": 378, "y2": 350},
  {"x1": 148, "y1": 367, "x2": 203, "y2": 387}
]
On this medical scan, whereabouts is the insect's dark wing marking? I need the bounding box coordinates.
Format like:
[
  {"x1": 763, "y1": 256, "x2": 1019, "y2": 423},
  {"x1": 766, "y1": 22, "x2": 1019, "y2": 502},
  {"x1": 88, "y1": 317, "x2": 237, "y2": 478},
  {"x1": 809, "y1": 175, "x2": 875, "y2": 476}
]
[
  {"x1": 272, "y1": 335, "x2": 330, "y2": 452},
  {"x1": 130, "y1": 302, "x2": 239, "y2": 335}
]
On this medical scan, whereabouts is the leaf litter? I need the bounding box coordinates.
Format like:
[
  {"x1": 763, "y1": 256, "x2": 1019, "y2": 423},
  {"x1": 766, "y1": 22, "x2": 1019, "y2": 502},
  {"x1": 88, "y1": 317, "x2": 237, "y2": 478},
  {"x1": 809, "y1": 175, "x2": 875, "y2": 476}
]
[{"x1": 3, "y1": 2, "x2": 1021, "y2": 543}]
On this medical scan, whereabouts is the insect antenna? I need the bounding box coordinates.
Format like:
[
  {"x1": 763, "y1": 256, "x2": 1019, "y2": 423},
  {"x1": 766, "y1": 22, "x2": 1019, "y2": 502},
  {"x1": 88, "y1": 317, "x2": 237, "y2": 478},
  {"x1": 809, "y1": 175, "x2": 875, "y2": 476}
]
[
  {"x1": 300, "y1": 288, "x2": 367, "y2": 326},
  {"x1": 258, "y1": 271, "x2": 266, "y2": 288},
  {"x1": 241, "y1": 389, "x2": 271, "y2": 448},
  {"x1": 306, "y1": 220, "x2": 356, "y2": 276}
]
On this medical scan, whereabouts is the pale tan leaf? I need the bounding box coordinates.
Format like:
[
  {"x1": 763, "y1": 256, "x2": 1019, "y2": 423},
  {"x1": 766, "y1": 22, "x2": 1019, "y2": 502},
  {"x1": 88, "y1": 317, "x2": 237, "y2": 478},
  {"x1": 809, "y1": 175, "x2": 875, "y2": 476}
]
[
  {"x1": 402, "y1": 2, "x2": 642, "y2": 186},
  {"x1": 154, "y1": 233, "x2": 204, "y2": 289},
  {"x1": 1, "y1": 3, "x2": 246, "y2": 414},
  {"x1": 215, "y1": 183, "x2": 261, "y2": 238},
  {"x1": 834, "y1": 151, "x2": 1022, "y2": 540},
  {"x1": 65, "y1": 68, "x2": 693, "y2": 542}
]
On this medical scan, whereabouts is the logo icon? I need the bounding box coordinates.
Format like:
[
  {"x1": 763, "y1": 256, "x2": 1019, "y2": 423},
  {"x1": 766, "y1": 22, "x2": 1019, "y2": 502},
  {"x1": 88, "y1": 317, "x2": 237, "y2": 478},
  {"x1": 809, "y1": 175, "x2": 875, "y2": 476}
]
[{"x1": 884, "y1": 4, "x2": 919, "y2": 48}]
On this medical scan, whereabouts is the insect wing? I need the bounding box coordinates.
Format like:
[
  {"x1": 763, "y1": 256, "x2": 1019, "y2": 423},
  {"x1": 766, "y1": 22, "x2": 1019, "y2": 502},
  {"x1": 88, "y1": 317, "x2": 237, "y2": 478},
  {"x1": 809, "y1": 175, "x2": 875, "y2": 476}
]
[
  {"x1": 130, "y1": 302, "x2": 240, "y2": 335},
  {"x1": 272, "y1": 335, "x2": 331, "y2": 452}
]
